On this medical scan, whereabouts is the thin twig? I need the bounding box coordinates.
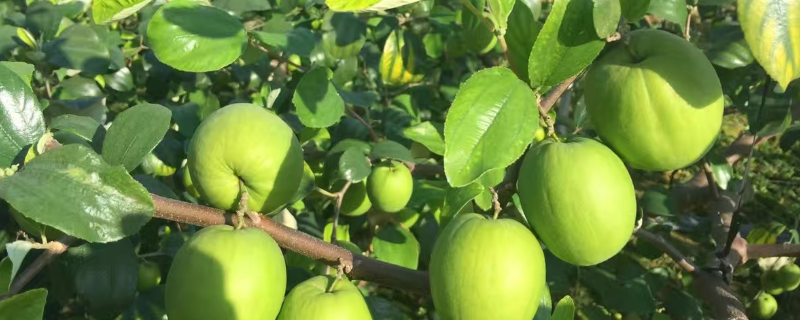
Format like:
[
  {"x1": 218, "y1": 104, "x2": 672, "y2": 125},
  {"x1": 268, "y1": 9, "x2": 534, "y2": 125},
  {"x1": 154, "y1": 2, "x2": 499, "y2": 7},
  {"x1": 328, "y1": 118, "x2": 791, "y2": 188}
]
[
  {"x1": 684, "y1": 6, "x2": 695, "y2": 40},
  {"x1": 346, "y1": 105, "x2": 379, "y2": 142},
  {"x1": 315, "y1": 187, "x2": 338, "y2": 198},
  {"x1": 702, "y1": 161, "x2": 720, "y2": 199},
  {"x1": 459, "y1": 0, "x2": 494, "y2": 33},
  {"x1": 253, "y1": 43, "x2": 307, "y2": 72},
  {"x1": 331, "y1": 181, "x2": 352, "y2": 244},
  {"x1": 540, "y1": 73, "x2": 581, "y2": 114},
  {"x1": 2, "y1": 235, "x2": 75, "y2": 299},
  {"x1": 635, "y1": 229, "x2": 697, "y2": 273}
]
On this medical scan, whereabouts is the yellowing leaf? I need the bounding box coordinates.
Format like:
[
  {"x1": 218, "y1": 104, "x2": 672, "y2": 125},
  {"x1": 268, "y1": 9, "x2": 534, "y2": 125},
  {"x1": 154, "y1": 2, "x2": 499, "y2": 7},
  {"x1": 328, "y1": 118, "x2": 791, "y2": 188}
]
[
  {"x1": 738, "y1": 0, "x2": 800, "y2": 90},
  {"x1": 380, "y1": 30, "x2": 424, "y2": 86}
]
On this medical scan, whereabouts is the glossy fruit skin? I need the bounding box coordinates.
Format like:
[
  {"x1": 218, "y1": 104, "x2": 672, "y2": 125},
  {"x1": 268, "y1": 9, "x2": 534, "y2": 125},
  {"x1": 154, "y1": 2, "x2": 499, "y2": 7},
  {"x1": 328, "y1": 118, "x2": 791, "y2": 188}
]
[
  {"x1": 277, "y1": 275, "x2": 371, "y2": 320},
  {"x1": 748, "y1": 293, "x2": 778, "y2": 319},
  {"x1": 533, "y1": 126, "x2": 546, "y2": 142},
  {"x1": 140, "y1": 152, "x2": 177, "y2": 177},
  {"x1": 166, "y1": 225, "x2": 286, "y2": 320},
  {"x1": 430, "y1": 213, "x2": 546, "y2": 320},
  {"x1": 366, "y1": 161, "x2": 413, "y2": 213},
  {"x1": 137, "y1": 261, "x2": 162, "y2": 292},
  {"x1": 336, "y1": 181, "x2": 371, "y2": 216},
  {"x1": 188, "y1": 103, "x2": 304, "y2": 215},
  {"x1": 584, "y1": 29, "x2": 723, "y2": 171},
  {"x1": 778, "y1": 263, "x2": 800, "y2": 291},
  {"x1": 517, "y1": 136, "x2": 636, "y2": 266}
]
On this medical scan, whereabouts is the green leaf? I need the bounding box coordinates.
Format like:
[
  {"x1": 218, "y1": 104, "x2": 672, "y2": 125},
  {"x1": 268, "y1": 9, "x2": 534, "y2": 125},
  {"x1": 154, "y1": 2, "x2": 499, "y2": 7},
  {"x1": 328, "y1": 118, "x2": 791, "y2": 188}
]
[
  {"x1": 401, "y1": 121, "x2": 444, "y2": 156},
  {"x1": 102, "y1": 103, "x2": 172, "y2": 172},
  {"x1": 619, "y1": 0, "x2": 650, "y2": 21},
  {"x1": 593, "y1": 0, "x2": 621, "y2": 38},
  {"x1": 293, "y1": 67, "x2": 345, "y2": 128},
  {"x1": 488, "y1": 0, "x2": 515, "y2": 34},
  {"x1": 0, "y1": 64, "x2": 45, "y2": 168},
  {"x1": 440, "y1": 182, "x2": 483, "y2": 227},
  {"x1": 323, "y1": 222, "x2": 350, "y2": 242},
  {"x1": 330, "y1": 139, "x2": 372, "y2": 155},
  {"x1": 211, "y1": 0, "x2": 271, "y2": 12},
  {"x1": 704, "y1": 25, "x2": 754, "y2": 69},
  {"x1": 551, "y1": 296, "x2": 576, "y2": 320},
  {"x1": 372, "y1": 223, "x2": 420, "y2": 270},
  {"x1": 581, "y1": 268, "x2": 656, "y2": 313},
  {"x1": 0, "y1": 62, "x2": 35, "y2": 87},
  {"x1": 0, "y1": 258, "x2": 11, "y2": 294},
  {"x1": 44, "y1": 24, "x2": 111, "y2": 74},
  {"x1": 756, "y1": 108, "x2": 792, "y2": 137},
  {"x1": 67, "y1": 240, "x2": 138, "y2": 319},
  {"x1": 0, "y1": 26, "x2": 20, "y2": 56},
  {"x1": 444, "y1": 67, "x2": 538, "y2": 187},
  {"x1": 103, "y1": 67, "x2": 134, "y2": 92},
  {"x1": 641, "y1": 187, "x2": 676, "y2": 217},
  {"x1": 26, "y1": 1, "x2": 61, "y2": 41},
  {"x1": 327, "y1": 0, "x2": 422, "y2": 12},
  {"x1": 321, "y1": 12, "x2": 367, "y2": 60},
  {"x1": 289, "y1": 162, "x2": 316, "y2": 204},
  {"x1": 528, "y1": 0, "x2": 605, "y2": 88},
  {"x1": 506, "y1": 0, "x2": 543, "y2": 82},
  {"x1": 93, "y1": 0, "x2": 153, "y2": 24},
  {"x1": 738, "y1": 0, "x2": 800, "y2": 89},
  {"x1": 647, "y1": 0, "x2": 687, "y2": 31},
  {"x1": 0, "y1": 288, "x2": 48, "y2": 320},
  {"x1": 460, "y1": 0, "x2": 496, "y2": 55},
  {"x1": 250, "y1": 28, "x2": 315, "y2": 57},
  {"x1": 371, "y1": 140, "x2": 414, "y2": 162},
  {"x1": 4, "y1": 241, "x2": 33, "y2": 287},
  {"x1": 339, "y1": 148, "x2": 371, "y2": 182},
  {"x1": 146, "y1": 0, "x2": 247, "y2": 72},
  {"x1": 0, "y1": 145, "x2": 154, "y2": 243},
  {"x1": 338, "y1": 90, "x2": 379, "y2": 108},
  {"x1": 707, "y1": 152, "x2": 733, "y2": 190}
]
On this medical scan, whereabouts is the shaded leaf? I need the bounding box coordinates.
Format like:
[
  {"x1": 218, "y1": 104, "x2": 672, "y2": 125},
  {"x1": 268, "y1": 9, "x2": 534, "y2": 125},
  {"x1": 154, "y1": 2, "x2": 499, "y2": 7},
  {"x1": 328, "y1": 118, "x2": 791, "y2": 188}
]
[
  {"x1": 0, "y1": 288, "x2": 47, "y2": 320},
  {"x1": 44, "y1": 25, "x2": 111, "y2": 74},
  {"x1": 707, "y1": 152, "x2": 733, "y2": 190},
  {"x1": 647, "y1": 0, "x2": 687, "y2": 31},
  {"x1": 440, "y1": 182, "x2": 483, "y2": 227},
  {"x1": 293, "y1": 67, "x2": 345, "y2": 128},
  {"x1": 250, "y1": 28, "x2": 315, "y2": 57},
  {"x1": 373, "y1": 223, "x2": 420, "y2": 270},
  {"x1": 371, "y1": 140, "x2": 414, "y2": 162},
  {"x1": 68, "y1": 239, "x2": 138, "y2": 319},
  {"x1": 0, "y1": 62, "x2": 35, "y2": 87},
  {"x1": 620, "y1": 0, "x2": 650, "y2": 21},
  {"x1": 339, "y1": 148, "x2": 371, "y2": 182},
  {"x1": 402, "y1": 121, "x2": 444, "y2": 155},
  {"x1": 593, "y1": 0, "x2": 621, "y2": 38},
  {"x1": 506, "y1": 0, "x2": 543, "y2": 82},
  {"x1": 93, "y1": 0, "x2": 153, "y2": 24}
]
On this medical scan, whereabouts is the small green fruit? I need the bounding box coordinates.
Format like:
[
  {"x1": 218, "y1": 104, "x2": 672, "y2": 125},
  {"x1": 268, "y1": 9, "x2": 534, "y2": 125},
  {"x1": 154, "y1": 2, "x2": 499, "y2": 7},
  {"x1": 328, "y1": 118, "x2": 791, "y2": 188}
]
[
  {"x1": 366, "y1": 161, "x2": 413, "y2": 213},
  {"x1": 396, "y1": 208, "x2": 420, "y2": 227},
  {"x1": 584, "y1": 29, "x2": 723, "y2": 171},
  {"x1": 166, "y1": 225, "x2": 286, "y2": 320},
  {"x1": 533, "y1": 126, "x2": 545, "y2": 142},
  {"x1": 287, "y1": 55, "x2": 302, "y2": 72},
  {"x1": 137, "y1": 261, "x2": 162, "y2": 292},
  {"x1": 517, "y1": 136, "x2": 636, "y2": 266},
  {"x1": 430, "y1": 213, "x2": 546, "y2": 320},
  {"x1": 761, "y1": 270, "x2": 784, "y2": 295},
  {"x1": 140, "y1": 152, "x2": 177, "y2": 177},
  {"x1": 748, "y1": 293, "x2": 778, "y2": 319},
  {"x1": 277, "y1": 275, "x2": 371, "y2": 320},
  {"x1": 777, "y1": 263, "x2": 800, "y2": 292},
  {"x1": 188, "y1": 103, "x2": 304, "y2": 215},
  {"x1": 337, "y1": 181, "x2": 371, "y2": 217}
]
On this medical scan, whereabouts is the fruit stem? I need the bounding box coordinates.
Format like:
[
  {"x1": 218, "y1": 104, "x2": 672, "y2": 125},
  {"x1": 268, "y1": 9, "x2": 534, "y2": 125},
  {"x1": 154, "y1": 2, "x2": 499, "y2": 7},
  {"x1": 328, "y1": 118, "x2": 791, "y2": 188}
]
[
  {"x1": 314, "y1": 187, "x2": 337, "y2": 198},
  {"x1": 326, "y1": 274, "x2": 340, "y2": 293},
  {"x1": 235, "y1": 180, "x2": 249, "y2": 230},
  {"x1": 490, "y1": 188, "x2": 501, "y2": 219}
]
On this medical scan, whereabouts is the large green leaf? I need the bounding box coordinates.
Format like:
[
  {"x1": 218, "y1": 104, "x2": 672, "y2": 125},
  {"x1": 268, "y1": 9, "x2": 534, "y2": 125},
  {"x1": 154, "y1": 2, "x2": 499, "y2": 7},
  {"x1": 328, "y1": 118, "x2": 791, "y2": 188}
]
[
  {"x1": 250, "y1": 28, "x2": 315, "y2": 57},
  {"x1": 401, "y1": 121, "x2": 444, "y2": 156},
  {"x1": 0, "y1": 288, "x2": 48, "y2": 319},
  {"x1": 44, "y1": 24, "x2": 111, "y2": 74},
  {"x1": 102, "y1": 103, "x2": 171, "y2": 172},
  {"x1": 738, "y1": 0, "x2": 800, "y2": 89},
  {"x1": 0, "y1": 64, "x2": 44, "y2": 168},
  {"x1": 327, "y1": 0, "x2": 422, "y2": 12},
  {"x1": 68, "y1": 240, "x2": 138, "y2": 319},
  {"x1": 444, "y1": 67, "x2": 538, "y2": 187},
  {"x1": 146, "y1": 0, "x2": 247, "y2": 72},
  {"x1": 440, "y1": 182, "x2": 483, "y2": 227},
  {"x1": 528, "y1": 0, "x2": 605, "y2": 88},
  {"x1": 0, "y1": 145, "x2": 154, "y2": 243},
  {"x1": 705, "y1": 25, "x2": 754, "y2": 69},
  {"x1": 0, "y1": 62, "x2": 35, "y2": 87},
  {"x1": 370, "y1": 140, "x2": 414, "y2": 162},
  {"x1": 620, "y1": 0, "x2": 650, "y2": 21},
  {"x1": 321, "y1": 12, "x2": 367, "y2": 60},
  {"x1": 488, "y1": 0, "x2": 515, "y2": 34},
  {"x1": 593, "y1": 0, "x2": 621, "y2": 38},
  {"x1": 506, "y1": 0, "x2": 543, "y2": 82},
  {"x1": 338, "y1": 148, "x2": 371, "y2": 182},
  {"x1": 93, "y1": 0, "x2": 153, "y2": 24},
  {"x1": 292, "y1": 67, "x2": 345, "y2": 128},
  {"x1": 372, "y1": 223, "x2": 420, "y2": 270}
]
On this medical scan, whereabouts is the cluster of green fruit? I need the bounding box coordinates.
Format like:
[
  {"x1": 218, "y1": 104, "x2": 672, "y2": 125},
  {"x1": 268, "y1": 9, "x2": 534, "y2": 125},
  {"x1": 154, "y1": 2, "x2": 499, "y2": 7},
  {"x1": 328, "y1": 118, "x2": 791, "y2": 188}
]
[{"x1": 749, "y1": 263, "x2": 800, "y2": 319}]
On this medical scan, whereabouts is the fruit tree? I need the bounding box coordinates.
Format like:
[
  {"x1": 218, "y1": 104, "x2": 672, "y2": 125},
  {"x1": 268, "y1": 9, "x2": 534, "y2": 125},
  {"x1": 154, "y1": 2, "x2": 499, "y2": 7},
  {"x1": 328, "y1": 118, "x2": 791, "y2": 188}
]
[{"x1": 0, "y1": 0, "x2": 798, "y2": 319}]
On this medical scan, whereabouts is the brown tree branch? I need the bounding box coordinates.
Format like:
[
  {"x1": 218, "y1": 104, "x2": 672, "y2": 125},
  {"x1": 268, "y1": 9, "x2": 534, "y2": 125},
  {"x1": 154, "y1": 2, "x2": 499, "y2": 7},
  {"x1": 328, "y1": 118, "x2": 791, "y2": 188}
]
[
  {"x1": 331, "y1": 181, "x2": 352, "y2": 244},
  {"x1": 346, "y1": 105, "x2": 379, "y2": 142},
  {"x1": 635, "y1": 229, "x2": 697, "y2": 272},
  {"x1": 747, "y1": 243, "x2": 800, "y2": 259}
]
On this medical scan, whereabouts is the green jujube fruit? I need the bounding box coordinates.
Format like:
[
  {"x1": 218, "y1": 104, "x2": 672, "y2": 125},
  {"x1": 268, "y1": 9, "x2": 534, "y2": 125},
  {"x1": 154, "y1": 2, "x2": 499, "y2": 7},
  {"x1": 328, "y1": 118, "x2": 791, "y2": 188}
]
[
  {"x1": 430, "y1": 213, "x2": 546, "y2": 320},
  {"x1": 277, "y1": 275, "x2": 372, "y2": 320},
  {"x1": 778, "y1": 263, "x2": 800, "y2": 291},
  {"x1": 336, "y1": 181, "x2": 372, "y2": 216},
  {"x1": 166, "y1": 225, "x2": 286, "y2": 320},
  {"x1": 137, "y1": 261, "x2": 162, "y2": 292},
  {"x1": 761, "y1": 269, "x2": 785, "y2": 295},
  {"x1": 366, "y1": 161, "x2": 413, "y2": 213},
  {"x1": 517, "y1": 137, "x2": 637, "y2": 266},
  {"x1": 748, "y1": 293, "x2": 778, "y2": 319},
  {"x1": 584, "y1": 29, "x2": 724, "y2": 171},
  {"x1": 188, "y1": 103, "x2": 304, "y2": 215}
]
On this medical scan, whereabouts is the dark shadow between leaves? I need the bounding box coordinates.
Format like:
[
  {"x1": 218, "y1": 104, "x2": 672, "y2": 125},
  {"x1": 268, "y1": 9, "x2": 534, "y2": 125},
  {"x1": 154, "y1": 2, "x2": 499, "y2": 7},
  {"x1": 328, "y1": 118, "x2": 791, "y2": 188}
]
[
  {"x1": 376, "y1": 224, "x2": 408, "y2": 245},
  {"x1": 330, "y1": 13, "x2": 366, "y2": 47}
]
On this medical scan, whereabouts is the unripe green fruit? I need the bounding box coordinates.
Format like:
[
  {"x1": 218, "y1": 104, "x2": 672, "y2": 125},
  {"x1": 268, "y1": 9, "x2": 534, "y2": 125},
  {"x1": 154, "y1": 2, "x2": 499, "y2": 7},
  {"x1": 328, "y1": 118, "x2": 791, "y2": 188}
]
[
  {"x1": 287, "y1": 55, "x2": 302, "y2": 73},
  {"x1": 517, "y1": 137, "x2": 636, "y2": 266},
  {"x1": 396, "y1": 208, "x2": 420, "y2": 227},
  {"x1": 188, "y1": 103, "x2": 304, "y2": 215},
  {"x1": 430, "y1": 213, "x2": 546, "y2": 320},
  {"x1": 277, "y1": 275, "x2": 371, "y2": 320},
  {"x1": 748, "y1": 293, "x2": 778, "y2": 319},
  {"x1": 166, "y1": 225, "x2": 286, "y2": 320},
  {"x1": 137, "y1": 261, "x2": 161, "y2": 292},
  {"x1": 140, "y1": 152, "x2": 177, "y2": 177},
  {"x1": 181, "y1": 164, "x2": 201, "y2": 199},
  {"x1": 366, "y1": 161, "x2": 413, "y2": 213},
  {"x1": 584, "y1": 29, "x2": 723, "y2": 171},
  {"x1": 761, "y1": 270, "x2": 785, "y2": 295},
  {"x1": 533, "y1": 126, "x2": 545, "y2": 142},
  {"x1": 410, "y1": 142, "x2": 431, "y2": 159},
  {"x1": 778, "y1": 263, "x2": 800, "y2": 292},
  {"x1": 336, "y1": 181, "x2": 371, "y2": 217}
]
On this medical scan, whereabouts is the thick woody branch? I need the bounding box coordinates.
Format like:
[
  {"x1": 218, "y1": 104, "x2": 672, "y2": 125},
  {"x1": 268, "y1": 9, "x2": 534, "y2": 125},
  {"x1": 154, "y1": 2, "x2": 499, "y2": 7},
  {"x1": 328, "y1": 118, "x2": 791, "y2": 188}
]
[
  {"x1": 747, "y1": 243, "x2": 800, "y2": 259},
  {"x1": 635, "y1": 229, "x2": 697, "y2": 272}
]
